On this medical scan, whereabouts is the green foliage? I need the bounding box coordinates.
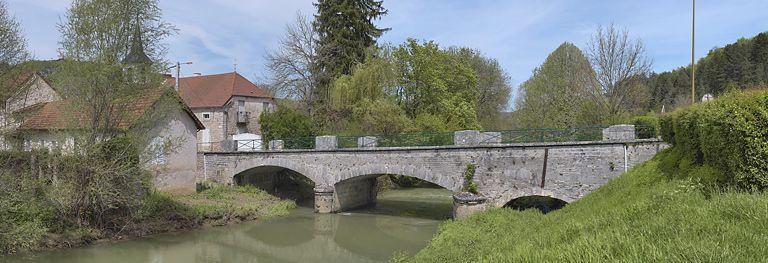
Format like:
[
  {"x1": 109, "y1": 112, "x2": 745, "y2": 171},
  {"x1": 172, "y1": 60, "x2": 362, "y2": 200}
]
[
  {"x1": 329, "y1": 46, "x2": 399, "y2": 109},
  {"x1": 311, "y1": 0, "x2": 388, "y2": 105},
  {"x1": 516, "y1": 42, "x2": 603, "y2": 128},
  {"x1": 395, "y1": 39, "x2": 480, "y2": 131},
  {"x1": 631, "y1": 113, "x2": 660, "y2": 139},
  {"x1": 448, "y1": 47, "x2": 513, "y2": 130},
  {"x1": 349, "y1": 98, "x2": 413, "y2": 134},
  {"x1": 660, "y1": 90, "x2": 768, "y2": 190},
  {"x1": 260, "y1": 105, "x2": 315, "y2": 146},
  {"x1": 462, "y1": 164, "x2": 478, "y2": 194},
  {"x1": 402, "y1": 158, "x2": 768, "y2": 262}
]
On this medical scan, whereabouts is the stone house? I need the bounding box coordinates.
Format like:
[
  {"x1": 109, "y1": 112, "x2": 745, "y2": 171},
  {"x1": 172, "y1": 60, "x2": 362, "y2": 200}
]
[
  {"x1": 0, "y1": 33, "x2": 206, "y2": 192},
  {"x1": 177, "y1": 72, "x2": 275, "y2": 152},
  {"x1": 11, "y1": 86, "x2": 205, "y2": 192}
]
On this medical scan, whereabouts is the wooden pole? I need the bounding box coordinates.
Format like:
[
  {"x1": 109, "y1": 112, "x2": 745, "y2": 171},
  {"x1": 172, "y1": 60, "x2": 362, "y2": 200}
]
[{"x1": 691, "y1": 0, "x2": 696, "y2": 104}]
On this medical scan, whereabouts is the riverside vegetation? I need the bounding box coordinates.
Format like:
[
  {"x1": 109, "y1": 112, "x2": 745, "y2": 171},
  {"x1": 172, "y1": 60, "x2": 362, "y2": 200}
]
[
  {"x1": 397, "y1": 89, "x2": 768, "y2": 262},
  {"x1": 0, "y1": 150, "x2": 295, "y2": 255}
]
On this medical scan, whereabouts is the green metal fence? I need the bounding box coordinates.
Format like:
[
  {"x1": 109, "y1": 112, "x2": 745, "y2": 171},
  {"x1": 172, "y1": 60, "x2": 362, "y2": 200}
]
[{"x1": 272, "y1": 125, "x2": 658, "y2": 150}]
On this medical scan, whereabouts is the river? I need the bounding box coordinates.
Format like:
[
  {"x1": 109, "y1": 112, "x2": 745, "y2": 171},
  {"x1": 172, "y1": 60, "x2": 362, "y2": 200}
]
[{"x1": 4, "y1": 188, "x2": 453, "y2": 263}]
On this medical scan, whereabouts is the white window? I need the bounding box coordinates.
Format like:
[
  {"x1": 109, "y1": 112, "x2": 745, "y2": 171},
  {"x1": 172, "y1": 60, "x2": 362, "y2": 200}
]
[
  {"x1": 149, "y1": 137, "x2": 167, "y2": 165},
  {"x1": 202, "y1": 113, "x2": 211, "y2": 119},
  {"x1": 237, "y1": 100, "x2": 245, "y2": 112}
]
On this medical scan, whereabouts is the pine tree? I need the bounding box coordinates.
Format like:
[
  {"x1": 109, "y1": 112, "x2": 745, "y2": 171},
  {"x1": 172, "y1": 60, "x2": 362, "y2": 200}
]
[
  {"x1": 311, "y1": 0, "x2": 388, "y2": 109},
  {"x1": 751, "y1": 32, "x2": 768, "y2": 85}
]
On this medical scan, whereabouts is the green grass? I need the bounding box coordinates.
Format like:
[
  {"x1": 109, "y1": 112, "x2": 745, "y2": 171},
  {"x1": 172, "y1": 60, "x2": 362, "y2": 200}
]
[
  {"x1": 401, "y1": 150, "x2": 768, "y2": 262},
  {"x1": 170, "y1": 185, "x2": 296, "y2": 224}
]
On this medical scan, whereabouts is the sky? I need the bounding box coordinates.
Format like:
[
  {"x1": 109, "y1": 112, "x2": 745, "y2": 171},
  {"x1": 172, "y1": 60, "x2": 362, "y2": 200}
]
[{"x1": 6, "y1": 0, "x2": 768, "y2": 108}]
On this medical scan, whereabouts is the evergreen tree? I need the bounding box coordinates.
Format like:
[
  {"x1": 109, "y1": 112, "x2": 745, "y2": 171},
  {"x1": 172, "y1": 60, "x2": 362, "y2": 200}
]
[
  {"x1": 311, "y1": 0, "x2": 388, "y2": 108},
  {"x1": 752, "y1": 32, "x2": 768, "y2": 84}
]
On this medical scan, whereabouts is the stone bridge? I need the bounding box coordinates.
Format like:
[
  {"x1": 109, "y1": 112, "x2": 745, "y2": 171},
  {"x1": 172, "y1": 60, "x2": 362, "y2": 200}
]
[{"x1": 199, "y1": 125, "x2": 667, "y2": 217}]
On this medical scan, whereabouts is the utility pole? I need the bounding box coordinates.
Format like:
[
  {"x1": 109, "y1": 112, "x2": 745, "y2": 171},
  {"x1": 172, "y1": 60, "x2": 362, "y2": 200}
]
[
  {"x1": 691, "y1": 0, "x2": 696, "y2": 104},
  {"x1": 168, "y1": 61, "x2": 193, "y2": 91}
]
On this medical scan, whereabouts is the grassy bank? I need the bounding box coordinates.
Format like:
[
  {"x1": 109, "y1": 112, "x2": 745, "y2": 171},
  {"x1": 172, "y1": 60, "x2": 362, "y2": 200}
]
[
  {"x1": 1, "y1": 185, "x2": 295, "y2": 255},
  {"x1": 399, "y1": 151, "x2": 768, "y2": 262}
]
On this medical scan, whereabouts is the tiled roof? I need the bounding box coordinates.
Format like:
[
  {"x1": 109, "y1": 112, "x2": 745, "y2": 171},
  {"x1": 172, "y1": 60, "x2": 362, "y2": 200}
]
[
  {"x1": 18, "y1": 88, "x2": 204, "y2": 131},
  {"x1": 178, "y1": 72, "x2": 272, "y2": 108}
]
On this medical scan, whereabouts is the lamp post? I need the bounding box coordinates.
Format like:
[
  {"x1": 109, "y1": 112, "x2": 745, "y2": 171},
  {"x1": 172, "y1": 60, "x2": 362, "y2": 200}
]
[
  {"x1": 168, "y1": 61, "x2": 193, "y2": 91},
  {"x1": 691, "y1": 0, "x2": 696, "y2": 104}
]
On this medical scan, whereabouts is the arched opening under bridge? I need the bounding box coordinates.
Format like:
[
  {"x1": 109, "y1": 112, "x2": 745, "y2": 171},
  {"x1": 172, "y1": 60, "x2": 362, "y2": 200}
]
[
  {"x1": 333, "y1": 174, "x2": 453, "y2": 220},
  {"x1": 234, "y1": 166, "x2": 316, "y2": 207},
  {"x1": 504, "y1": 195, "x2": 568, "y2": 214}
]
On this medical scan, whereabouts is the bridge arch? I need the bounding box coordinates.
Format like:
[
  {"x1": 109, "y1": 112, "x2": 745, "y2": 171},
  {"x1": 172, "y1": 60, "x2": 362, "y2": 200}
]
[
  {"x1": 234, "y1": 165, "x2": 317, "y2": 207},
  {"x1": 334, "y1": 164, "x2": 462, "y2": 192},
  {"x1": 232, "y1": 158, "x2": 322, "y2": 186},
  {"x1": 503, "y1": 194, "x2": 568, "y2": 214}
]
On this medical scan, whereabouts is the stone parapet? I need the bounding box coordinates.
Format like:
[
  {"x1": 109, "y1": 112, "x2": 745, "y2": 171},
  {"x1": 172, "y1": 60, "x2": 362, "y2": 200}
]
[
  {"x1": 602, "y1": 125, "x2": 636, "y2": 141},
  {"x1": 454, "y1": 130, "x2": 481, "y2": 146},
  {"x1": 315, "y1": 136, "x2": 338, "y2": 150}
]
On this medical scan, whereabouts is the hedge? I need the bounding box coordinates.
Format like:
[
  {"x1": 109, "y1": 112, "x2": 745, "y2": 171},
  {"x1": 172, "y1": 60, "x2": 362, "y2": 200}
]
[
  {"x1": 631, "y1": 114, "x2": 660, "y2": 139},
  {"x1": 659, "y1": 90, "x2": 768, "y2": 190}
]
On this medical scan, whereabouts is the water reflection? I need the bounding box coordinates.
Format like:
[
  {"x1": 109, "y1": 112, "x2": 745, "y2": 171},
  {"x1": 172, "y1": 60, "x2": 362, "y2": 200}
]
[{"x1": 3, "y1": 188, "x2": 453, "y2": 263}]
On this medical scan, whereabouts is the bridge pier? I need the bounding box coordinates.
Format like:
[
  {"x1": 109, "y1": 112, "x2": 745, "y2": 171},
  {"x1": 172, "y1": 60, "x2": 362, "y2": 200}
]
[{"x1": 314, "y1": 186, "x2": 336, "y2": 213}]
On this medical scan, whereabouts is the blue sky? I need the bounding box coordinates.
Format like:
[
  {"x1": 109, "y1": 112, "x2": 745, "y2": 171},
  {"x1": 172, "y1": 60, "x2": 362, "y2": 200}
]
[{"x1": 6, "y1": 0, "x2": 768, "y2": 108}]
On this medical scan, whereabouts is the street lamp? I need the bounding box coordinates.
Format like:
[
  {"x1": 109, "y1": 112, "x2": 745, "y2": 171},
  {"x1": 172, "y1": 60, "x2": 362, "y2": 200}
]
[
  {"x1": 168, "y1": 61, "x2": 193, "y2": 91},
  {"x1": 691, "y1": 0, "x2": 696, "y2": 105}
]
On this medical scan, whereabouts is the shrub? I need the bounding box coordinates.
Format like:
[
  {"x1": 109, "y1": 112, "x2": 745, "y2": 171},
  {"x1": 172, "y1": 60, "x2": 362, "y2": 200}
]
[
  {"x1": 659, "y1": 114, "x2": 675, "y2": 143},
  {"x1": 260, "y1": 105, "x2": 315, "y2": 145},
  {"x1": 662, "y1": 90, "x2": 768, "y2": 190},
  {"x1": 631, "y1": 114, "x2": 660, "y2": 139},
  {"x1": 462, "y1": 164, "x2": 479, "y2": 194}
]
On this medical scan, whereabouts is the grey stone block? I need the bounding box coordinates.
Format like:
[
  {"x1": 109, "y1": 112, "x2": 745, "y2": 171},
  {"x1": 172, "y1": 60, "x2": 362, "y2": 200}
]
[
  {"x1": 454, "y1": 130, "x2": 481, "y2": 146},
  {"x1": 315, "y1": 136, "x2": 338, "y2": 150},
  {"x1": 602, "y1": 125, "x2": 636, "y2": 141}
]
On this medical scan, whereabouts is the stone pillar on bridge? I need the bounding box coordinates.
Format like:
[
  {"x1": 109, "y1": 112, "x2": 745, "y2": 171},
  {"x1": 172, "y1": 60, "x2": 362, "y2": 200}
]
[
  {"x1": 314, "y1": 185, "x2": 336, "y2": 213},
  {"x1": 315, "y1": 136, "x2": 338, "y2": 150},
  {"x1": 454, "y1": 130, "x2": 481, "y2": 146},
  {"x1": 268, "y1": 140, "x2": 284, "y2": 151},
  {"x1": 357, "y1": 136, "x2": 377, "y2": 148},
  {"x1": 602, "y1": 125, "x2": 636, "y2": 141}
]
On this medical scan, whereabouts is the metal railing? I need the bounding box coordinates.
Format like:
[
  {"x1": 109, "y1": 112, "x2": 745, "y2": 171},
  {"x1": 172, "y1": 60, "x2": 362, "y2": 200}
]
[{"x1": 202, "y1": 125, "x2": 660, "y2": 152}]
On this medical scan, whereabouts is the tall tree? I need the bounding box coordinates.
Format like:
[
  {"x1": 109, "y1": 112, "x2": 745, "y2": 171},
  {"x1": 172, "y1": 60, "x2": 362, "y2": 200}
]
[
  {"x1": 448, "y1": 47, "x2": 512, "y2": 130},
  {"x1": 586, "y1": 24, "x2": 652, "y2": 115},
  {"x1": 0, "y1": 0, "x2": 28, "y2": 73},
  {"x1": 264, "y1": 12, "x2": 318, "y2": 112},
  {"x1": 516, "y1": 43, "x2": 601, "y2": 128},
  {"x1": 58, "y1": 0, "x2": 174, "y2": 64},
  {"x1": 311, "y1": 0, "x2": 388, "y2": 108},
  {"x1": 395, "y1": 39, "x2": 479, "y2": 131},
  {"x1": 53, "y1": 0, "x2": 178, "y2": 229}
]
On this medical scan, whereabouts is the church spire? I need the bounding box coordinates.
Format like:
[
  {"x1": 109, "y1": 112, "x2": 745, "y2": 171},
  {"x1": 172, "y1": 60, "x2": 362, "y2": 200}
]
[{"x1": 122, "y1": 16, "x2": 152, "y2": 65}]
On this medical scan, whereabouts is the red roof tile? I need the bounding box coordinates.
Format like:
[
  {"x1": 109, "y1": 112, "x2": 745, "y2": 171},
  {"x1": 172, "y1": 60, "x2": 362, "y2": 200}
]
[
  {"x1": 178, "y1": 72, "x2": 272, "y2": 108},
  {"x1": 18, "y1": 88, "x2": 204, "y2": 131}
]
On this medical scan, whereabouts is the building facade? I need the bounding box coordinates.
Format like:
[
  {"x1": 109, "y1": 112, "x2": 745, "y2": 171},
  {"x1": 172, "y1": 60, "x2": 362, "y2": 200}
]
[{"x1": 178, "y1": 72, "x2": 275, "y2": 152}]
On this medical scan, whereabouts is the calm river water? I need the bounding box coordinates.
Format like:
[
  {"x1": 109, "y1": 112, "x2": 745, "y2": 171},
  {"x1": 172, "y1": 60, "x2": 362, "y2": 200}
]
[{"x1": 4, "y1": 188, "x2": 453, "y2": 263}]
